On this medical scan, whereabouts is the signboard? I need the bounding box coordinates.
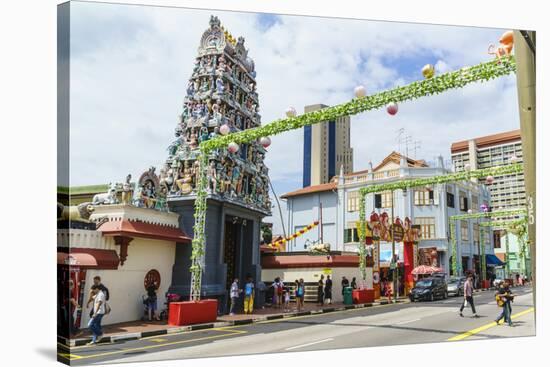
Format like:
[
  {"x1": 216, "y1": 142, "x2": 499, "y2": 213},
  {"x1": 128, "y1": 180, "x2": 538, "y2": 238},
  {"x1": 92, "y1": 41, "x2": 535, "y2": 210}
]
[
  {"x1": 322, "y1": 268, "x2": 332, "y2": 275},
  {"x1": 418, "y1": 247, "x2": 438, "y2": 266},
  {"x1": 392, "y1": 224, "x2": 404, "y2": 242}
]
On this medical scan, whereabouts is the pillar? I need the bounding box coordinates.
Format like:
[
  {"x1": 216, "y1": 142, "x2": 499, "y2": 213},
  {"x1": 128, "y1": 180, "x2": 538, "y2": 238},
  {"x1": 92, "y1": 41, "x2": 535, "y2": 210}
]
[{"x1": 403, "y1": 241, "x2": 414, "y2": 295}]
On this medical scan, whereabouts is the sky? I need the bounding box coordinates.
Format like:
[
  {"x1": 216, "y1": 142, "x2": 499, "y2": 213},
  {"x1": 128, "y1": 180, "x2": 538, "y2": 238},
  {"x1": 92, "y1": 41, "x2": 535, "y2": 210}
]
[{"x1": 67, "y1": 1, "x2": 520, "y2": 234}]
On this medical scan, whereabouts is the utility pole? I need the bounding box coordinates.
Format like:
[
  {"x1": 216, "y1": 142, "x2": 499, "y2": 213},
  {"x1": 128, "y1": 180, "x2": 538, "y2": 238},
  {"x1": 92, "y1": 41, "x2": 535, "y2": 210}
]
[{"x1": 514, "y1": 30, "x2": 536, "y2": 307}]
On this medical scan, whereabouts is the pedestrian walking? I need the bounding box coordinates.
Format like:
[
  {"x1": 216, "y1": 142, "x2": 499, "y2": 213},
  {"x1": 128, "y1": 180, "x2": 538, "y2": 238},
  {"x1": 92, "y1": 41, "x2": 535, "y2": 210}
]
[
  {"x1": 87, "y1": 285, "x2": 106, "y2": 345},
  {"x1": 229, "y1": 278, "x2": 242, "y2": 315},
  {"x1": 146, "y1": 280, "x2": 160, "y2": 321},
  {"x1": 317, "y1": 275, "x2": 325, "y2": 306},
  {"x1": 351, "y1": 277, "x2": 357, "y2": 290},
  {"x1": 385, "y1": 280, "x2": 393, "y2": 303},
  {"x1": 459, "y1": 274, "x2": 479, "y2": 318},
  {"x1": 324, "y1": 275, "x2": 333, "y2": 305},
  {"x1": 68, "y1": 279, "x2": 80, "y2": 335},
  {"x1": 495, "y1": 281, "x2": 515, "y2": 326},
  {"x1": 86, "y1": 276, "x2": 110, "y2": 318},
  {"x1": 243, "y1": 276, "x2": 255, "y2": 314},
  {"x1": 515, "y1": 273, "x2": 520, "y2": 286}
]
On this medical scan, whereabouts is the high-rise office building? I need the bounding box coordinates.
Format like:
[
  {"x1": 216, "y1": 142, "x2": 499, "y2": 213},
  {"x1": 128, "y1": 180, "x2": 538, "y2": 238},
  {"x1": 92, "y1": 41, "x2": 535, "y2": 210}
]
[
  {"x1": 302, "y1": 104, "x2": 354, "y2": 187},
  {"x1": 451, "y1": 129, "x2": 525, "y2": 211},
  {"x1": 451, "y1": 129, "x2": 528, "y2": 277}
]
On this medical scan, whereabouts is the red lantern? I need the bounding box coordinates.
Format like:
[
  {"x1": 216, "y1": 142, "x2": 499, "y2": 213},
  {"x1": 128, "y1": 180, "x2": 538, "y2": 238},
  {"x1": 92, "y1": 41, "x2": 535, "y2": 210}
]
[
  {"x1": 386, "y1": 102, "x2": 398, "y2": 115},
  {"x1": 228, "y1": 142, "x2": 239, "y2": 153},
  {"x1": 260, "y1": 136, "x2": 271, "y2": 148}
]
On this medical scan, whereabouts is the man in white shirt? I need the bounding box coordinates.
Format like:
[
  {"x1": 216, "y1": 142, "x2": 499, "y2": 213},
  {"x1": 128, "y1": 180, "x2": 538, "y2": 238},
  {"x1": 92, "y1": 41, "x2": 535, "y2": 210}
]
[
  {"x1": 88, "y1": 285, "x2": 106, "y2": 344},
  {"x1": 229, "y1": 278, "x2": 242, "y2": 315}
]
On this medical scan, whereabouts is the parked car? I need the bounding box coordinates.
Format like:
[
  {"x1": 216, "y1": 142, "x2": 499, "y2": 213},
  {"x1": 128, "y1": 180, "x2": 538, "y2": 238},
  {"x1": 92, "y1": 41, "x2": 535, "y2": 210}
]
[
  {"x1": 409, "y1": 277, "x2": 448, "y2": 302},
  {"x1": 447, "y1": 276, "x2": 466, "y2": 297}
]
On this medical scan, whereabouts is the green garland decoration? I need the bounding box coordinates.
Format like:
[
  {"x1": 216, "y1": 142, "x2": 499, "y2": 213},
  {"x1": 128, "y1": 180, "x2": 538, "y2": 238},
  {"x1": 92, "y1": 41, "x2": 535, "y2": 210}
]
[
  {"x1": 480, "y1": 227, "x2": 487, "y2": 281},
  {"x1": 188, "y1": 56, "x2": 517, "y2": 299},
  {"x1": 189, "y1": 151, "x2": 209, "y2": 301},
  {"x1": 357, "y1": 194, "x2": 367, "y2": 281},
  {"x1": 449, "y1": 208, "x2": 526, "y2": 221},
  {"x1": 360, "y1": 163, "x2": 523, "y2": 197},
  {"x1": 450, "y1": 220, "x2": 459, "y2": 275},
  {"x1": 200, "y1": 57, "x2": 516, "y2": 151}
]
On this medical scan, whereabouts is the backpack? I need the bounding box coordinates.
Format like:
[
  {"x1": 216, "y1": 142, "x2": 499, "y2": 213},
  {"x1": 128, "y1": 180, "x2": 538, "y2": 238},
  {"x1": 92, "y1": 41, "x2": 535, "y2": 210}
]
[
  {"x1": 104, "y1": 302, "x2": 111, "y2": 315},
  {"x1": 245, "y1": 283, "x2": 253, "y2": 296}
]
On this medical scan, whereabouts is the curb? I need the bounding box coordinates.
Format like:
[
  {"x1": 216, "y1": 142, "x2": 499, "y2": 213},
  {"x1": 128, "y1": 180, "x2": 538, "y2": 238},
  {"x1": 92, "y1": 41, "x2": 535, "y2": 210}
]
[{"x1": 60, "y1": 299, "x2": 407, "y2": 347}]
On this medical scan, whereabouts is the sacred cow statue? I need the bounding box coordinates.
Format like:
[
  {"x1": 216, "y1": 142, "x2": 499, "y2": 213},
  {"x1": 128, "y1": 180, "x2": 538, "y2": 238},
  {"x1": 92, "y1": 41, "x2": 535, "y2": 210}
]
[{"x1": 92, "y1": 182, "x2": 118, "y2": 205}]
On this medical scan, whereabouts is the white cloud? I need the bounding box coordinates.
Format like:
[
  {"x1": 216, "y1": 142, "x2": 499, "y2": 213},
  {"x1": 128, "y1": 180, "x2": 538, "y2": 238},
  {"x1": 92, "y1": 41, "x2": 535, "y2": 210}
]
[{"x1": 67, "y1": 2, "x2": 519, "y2": 234}]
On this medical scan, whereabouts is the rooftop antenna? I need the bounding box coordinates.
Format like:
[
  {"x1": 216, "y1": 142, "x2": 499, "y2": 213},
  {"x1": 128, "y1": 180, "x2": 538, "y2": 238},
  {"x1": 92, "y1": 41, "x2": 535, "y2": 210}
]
[
  {"x1": 412, "y1": 140, "x2": 422, "y2": 158},
  {"x1": 396, "y1": 128, "x2": 405, "y2": 154}
]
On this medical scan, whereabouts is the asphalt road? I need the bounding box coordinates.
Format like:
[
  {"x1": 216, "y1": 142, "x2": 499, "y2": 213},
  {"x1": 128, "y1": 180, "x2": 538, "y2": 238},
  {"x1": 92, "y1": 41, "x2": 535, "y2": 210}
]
[{"x1": 59, "y1": 286, "x2": 535, "y2": 365}]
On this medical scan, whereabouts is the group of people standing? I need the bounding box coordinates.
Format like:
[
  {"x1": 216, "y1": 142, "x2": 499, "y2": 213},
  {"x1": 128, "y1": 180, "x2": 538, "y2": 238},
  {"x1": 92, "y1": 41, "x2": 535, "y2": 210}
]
[
  {"x1": 229, "y1": 276, "x2": 256, "y2": 315},
  {"x1": 316, "y1": 275, "x2": 357, "y2": 306}
]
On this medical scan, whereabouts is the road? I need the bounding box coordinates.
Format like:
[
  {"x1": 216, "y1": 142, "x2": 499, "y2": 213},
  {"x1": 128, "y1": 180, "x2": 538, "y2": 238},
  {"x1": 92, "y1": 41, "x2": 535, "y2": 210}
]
[{"x1": 59, "y1": 287, "x2": 535, "y2": 365}]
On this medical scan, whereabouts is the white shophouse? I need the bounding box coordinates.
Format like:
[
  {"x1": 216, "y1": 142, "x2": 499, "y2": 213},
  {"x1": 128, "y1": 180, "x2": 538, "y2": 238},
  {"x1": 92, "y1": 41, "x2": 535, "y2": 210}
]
[
  {"x1": 57, "y1": 204, "x2": 190, "y2": 328},
  {"x1": 281, "y1": 152, "x2": 496, "y2": 276}
]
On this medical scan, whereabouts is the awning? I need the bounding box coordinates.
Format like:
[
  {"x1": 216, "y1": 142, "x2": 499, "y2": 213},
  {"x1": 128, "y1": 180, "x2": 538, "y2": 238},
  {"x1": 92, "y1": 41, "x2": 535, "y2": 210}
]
[
  {"x1": 57, "y1": 248, "x2": 119, "y2": 269},
  {"x1": 97, "y1": 219, "x2": 191, "y2": 243},
  {"x1": 486, "y1": 254, "x2": 506, "y2": 266}
]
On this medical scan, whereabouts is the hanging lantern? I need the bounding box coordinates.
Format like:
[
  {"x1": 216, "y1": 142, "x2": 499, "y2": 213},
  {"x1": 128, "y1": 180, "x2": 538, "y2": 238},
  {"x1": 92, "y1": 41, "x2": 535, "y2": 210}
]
[
  {"x1": 464, "y1": 163, "x2": 471, "y2": 171},
  {"x1": 228, "y1": 142, "x2": 239, "y2": 153},
  {"x1": 510, "y1": 155, "x2": 518, "y2": 163},
  {"x1": 467, "y1": 209, "x2": 473, "y2": 214},
  {"x1": 260, "y1": 136, "x2": 271, "y2": 148},
  {"x1": 285, "y1": 107, "x2": 297, "y2": 117},
  {"x1": 480, "y1": 203, "x2": 489, "y2": 213},
  {"x1": 486, "y1": 175, "x2": 495, "y2": 184},
  {"x1": 422, "y1": 64, "x2": 435, "y2": 79},
  {"x1": 386, "y1": 102, "x2": 398, "y2": 115},
  {"x1": 354, "y1": 85, "x2": 367, "y2": 98},
  {"x1": 220, "y1": 124, "x2": 230, "y2": 135}
]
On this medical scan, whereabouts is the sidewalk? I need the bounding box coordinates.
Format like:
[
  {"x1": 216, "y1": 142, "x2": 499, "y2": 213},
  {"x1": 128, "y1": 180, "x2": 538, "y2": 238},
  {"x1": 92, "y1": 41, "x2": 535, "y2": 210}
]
[{"x1": 59, "y1": 298, "x2": 407, "y2": 347}]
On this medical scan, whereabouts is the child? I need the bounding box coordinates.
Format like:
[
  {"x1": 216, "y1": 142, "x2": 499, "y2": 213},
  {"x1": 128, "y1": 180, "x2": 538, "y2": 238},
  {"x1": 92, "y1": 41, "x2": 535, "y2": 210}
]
[{"x1": 283, "y1": 287, "x2": 290, "y2": 312}]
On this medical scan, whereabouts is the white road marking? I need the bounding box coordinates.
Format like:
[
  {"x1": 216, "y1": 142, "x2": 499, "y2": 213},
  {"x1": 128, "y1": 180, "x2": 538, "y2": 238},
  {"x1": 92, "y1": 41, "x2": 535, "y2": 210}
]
[
  {"x1": 285, "y1": 338, "x2": 334, "y2": 351},
  {"x1": 395, "y1": 318, "x2": 421, "y2": 325}
]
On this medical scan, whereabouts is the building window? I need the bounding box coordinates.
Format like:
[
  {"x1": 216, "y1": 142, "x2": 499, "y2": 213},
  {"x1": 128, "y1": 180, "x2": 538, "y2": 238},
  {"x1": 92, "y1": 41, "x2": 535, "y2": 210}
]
[
  {"x1": 414, "y1": 189, "x2": 434, "y2": 206},
  {"x1": 347, "y1": 191, "x2": 359, "y2": 212},
  {"x1": 447, "y1": 192, "x2": 455, "y2": 208},
  {"x1": 473, "y1": 223, "x2": 479, "y2": 245},
  {"x1": 416, "y1": 217, "x2": 436, "y2": 239},
  {"x1": 344, "y1": 222, "x2": 359, "y2": 243},
  {"x1": 375, "y1": 191, "x2": 393, "y2": 208},
  {"x1": 471, "y1": 195, "x2": 479, "y2": 212},
  {"x1": 494, "y1": 231, "x2": 502, "y2": 248},
  {"x1": 459, "y1": 192, "x2": 468, "y2": 212},
  {"x1": 461, "y1": 220, "x2": 469, "y2": 242}
]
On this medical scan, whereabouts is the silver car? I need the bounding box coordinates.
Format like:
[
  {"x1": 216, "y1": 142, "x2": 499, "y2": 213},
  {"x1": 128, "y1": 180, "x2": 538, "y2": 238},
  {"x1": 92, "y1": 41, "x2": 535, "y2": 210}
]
[{"x1": 447, "y1": 276, "x2": 466, "y2": 297}]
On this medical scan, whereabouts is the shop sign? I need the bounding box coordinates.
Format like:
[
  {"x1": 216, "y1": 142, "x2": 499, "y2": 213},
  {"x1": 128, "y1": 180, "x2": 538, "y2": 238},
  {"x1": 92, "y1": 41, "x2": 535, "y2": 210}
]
[
  {"x1": 392, "y1": 224, "x2": 404, "y2": 242},
  {"x1": 322, "y1": 268, "x2": 332, "y2": 275}
]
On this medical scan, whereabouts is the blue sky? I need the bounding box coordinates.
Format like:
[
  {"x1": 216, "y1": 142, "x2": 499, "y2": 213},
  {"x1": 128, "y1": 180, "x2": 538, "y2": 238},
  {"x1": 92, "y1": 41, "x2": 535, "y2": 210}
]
[{"x1": 67, "y1": 1, "x2": 520, "y2": 234}]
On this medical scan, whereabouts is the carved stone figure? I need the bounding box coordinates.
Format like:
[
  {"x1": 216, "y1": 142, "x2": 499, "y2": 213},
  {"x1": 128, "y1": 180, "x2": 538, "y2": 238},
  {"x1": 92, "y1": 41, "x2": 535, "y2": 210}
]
[
  {"x1": 121, "y1": 174, "x2": 133, "y2": 204},
  {"x1": 175, "y1": 161, "x2": 194, "y2": 195},
  {"x1": 207, "y1": 161, "x2": 218, "y2": 192},
  {"x1": 92, "y1": 182, "x2": 118, "y2": 205}
]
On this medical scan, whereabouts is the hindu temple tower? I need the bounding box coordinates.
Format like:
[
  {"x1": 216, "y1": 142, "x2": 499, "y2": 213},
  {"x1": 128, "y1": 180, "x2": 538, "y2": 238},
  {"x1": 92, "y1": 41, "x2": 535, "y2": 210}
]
[{"x1": 158, "y1": 16, "x2": 271, "y2": 310}]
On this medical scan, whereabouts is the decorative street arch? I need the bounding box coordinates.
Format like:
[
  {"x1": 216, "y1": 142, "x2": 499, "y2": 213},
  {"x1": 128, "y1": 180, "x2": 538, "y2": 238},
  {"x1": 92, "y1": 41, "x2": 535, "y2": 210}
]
[{"x1": 189, "y1": 56, "x2": 518, "y2": 301}]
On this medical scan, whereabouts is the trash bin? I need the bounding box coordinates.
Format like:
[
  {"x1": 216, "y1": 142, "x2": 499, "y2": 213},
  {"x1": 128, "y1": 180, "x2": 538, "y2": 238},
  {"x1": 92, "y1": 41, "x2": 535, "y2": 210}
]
[{"x1": 343, "y1": 287, "x2": 353, "y2": 305}]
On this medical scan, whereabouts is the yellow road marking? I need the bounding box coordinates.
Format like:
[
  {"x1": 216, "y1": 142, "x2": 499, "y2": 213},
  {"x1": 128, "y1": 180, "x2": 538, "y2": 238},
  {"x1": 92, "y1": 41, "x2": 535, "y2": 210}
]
[
  {"x1": 447, "y1": 307, "x2": 534, "y2": 341},
  {"x1": 149, "y1": 338, "x2": 168, "y2": 342},
  {"x1": 57, "y1": 352, "x2": 82, "y2": 360},
  {"x1": 67, "y1": 329, "x2": 247, "y2": 360}
]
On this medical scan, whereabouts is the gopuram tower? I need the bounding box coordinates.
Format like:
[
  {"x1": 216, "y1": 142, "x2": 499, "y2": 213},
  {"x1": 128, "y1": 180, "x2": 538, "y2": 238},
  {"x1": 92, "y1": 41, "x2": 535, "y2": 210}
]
[{"x1": 158, "y1": 16, "x2": 271, "y2": 309}]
